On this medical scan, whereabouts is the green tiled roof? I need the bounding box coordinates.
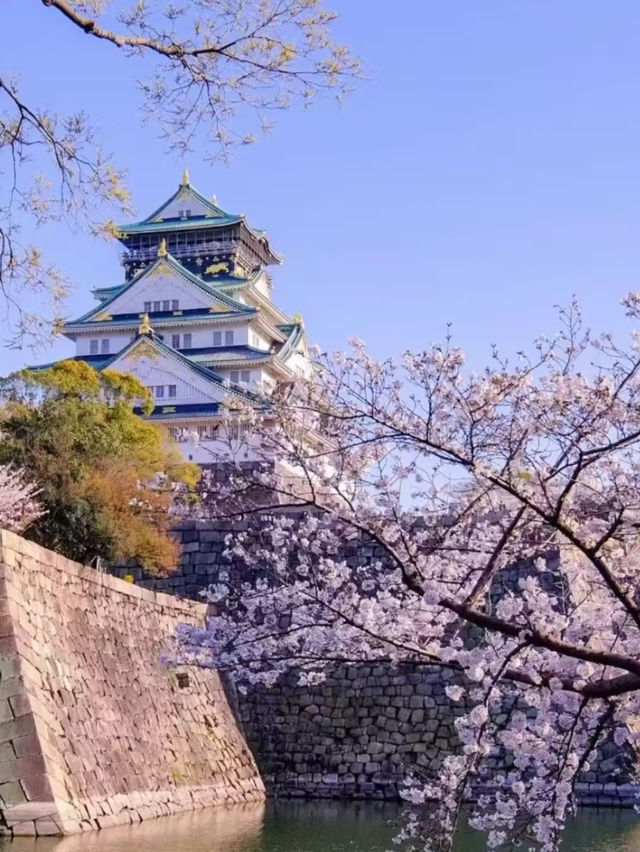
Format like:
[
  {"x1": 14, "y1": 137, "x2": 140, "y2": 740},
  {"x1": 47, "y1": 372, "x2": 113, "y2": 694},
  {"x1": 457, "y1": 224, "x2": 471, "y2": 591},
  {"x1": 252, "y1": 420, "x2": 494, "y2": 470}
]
[
  {"x1": 118, "y1": 180, "x2": 237, "y2": 234},
  {"x1": 63, "y1": 307, "x2": 256, "y2": 333},
  {"x1": 91, "y1": 284, "x2": 127, "y2": 302},
  {"x1": 118, "y1": 215, "x2": 243, "y2": 235},
  {"x1": 139, "y1": 402, "x2": 222, "y2": 420},
  {"x1": 28, "y1": 354, "x2": 115, "y2": 372},
  {"x1": 143, "y1": 181, "x2": 229, "y2": 222},
  {"x1": 116, "y1": 179, "x2": 278, "y2": 259}
]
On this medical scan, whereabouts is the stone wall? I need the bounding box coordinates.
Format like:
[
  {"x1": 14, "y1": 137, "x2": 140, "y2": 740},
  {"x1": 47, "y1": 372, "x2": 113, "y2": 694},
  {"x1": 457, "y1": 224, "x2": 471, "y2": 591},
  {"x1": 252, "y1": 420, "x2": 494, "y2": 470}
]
[
  {"x1": 111, "y1": 520, "x2": 638, "y2": 807},
  {"x1": 111, "y1": 520, "x2": 241, "y2": 600},
  {"x1": 237, "y1": 665, "x2": 636, "y2": 807},
  {"x1": 238, "y1": 663, "x2": 464, "y2": 799},
  {"x1": 0, "y1": 529, "x2": 264, "y2": 837}
]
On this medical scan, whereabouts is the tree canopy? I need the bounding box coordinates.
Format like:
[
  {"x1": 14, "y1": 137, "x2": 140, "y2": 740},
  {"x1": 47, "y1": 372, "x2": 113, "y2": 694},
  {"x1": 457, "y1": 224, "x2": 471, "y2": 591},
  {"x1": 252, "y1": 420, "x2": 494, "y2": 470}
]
[
  {"x1": 1, "y1": 0, "x2": 358, "y2": 346},
  {"x1": 0, "y1": 359, "x2": 199, "y2": 570},
  {"x1": 176, "y1": 296, "x2": 640, "y2": 851}
]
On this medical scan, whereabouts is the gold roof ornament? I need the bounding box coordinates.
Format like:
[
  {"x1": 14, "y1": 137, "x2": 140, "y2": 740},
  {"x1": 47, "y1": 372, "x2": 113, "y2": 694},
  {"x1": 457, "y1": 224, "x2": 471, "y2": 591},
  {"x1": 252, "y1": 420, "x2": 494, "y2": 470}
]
[
  {"x1": 204, "y1": 261, "x2": 229, "y2": 276},
  {"x1": 181, "y1": 168, "x2": 190, "y2": 186},
  {"x1": 157, "y1": 238, "x2": 168, "y2": 257},
  {"x1": 292, "y1": 312, "x2": 304, "y2": 325},
  {"x1": 138, "y1": 313, "x2": 152, "y2": 336}
]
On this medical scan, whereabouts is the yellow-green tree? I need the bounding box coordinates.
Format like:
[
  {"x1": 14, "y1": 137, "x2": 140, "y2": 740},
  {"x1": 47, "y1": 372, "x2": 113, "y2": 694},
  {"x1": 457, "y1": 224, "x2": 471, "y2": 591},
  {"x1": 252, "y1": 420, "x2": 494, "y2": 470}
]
[{"x1": 0, "y1": 360, "x2": 199, "y2": 572}]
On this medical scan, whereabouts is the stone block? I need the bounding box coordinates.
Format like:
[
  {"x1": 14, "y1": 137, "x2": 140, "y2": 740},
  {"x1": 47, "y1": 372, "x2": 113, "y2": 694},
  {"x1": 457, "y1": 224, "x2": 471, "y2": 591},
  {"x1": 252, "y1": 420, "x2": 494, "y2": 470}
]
[
  {"x1": 9, "y1": 819, "x2": 37, "y2": 835},
  {"x1": 0, "y1": 753, "x2": 45, "y2": 784},
  {"x1": 0, "y1": 780, "x2": 26, "y2": 806},
  {"x1": 0, "y1": 615, "x2": 15, "y2": 639},
  {"x1": 9, "y1": 694, "x2": 32, "y2": 719},
  {"x1": 0, "y1": 679, "x2": 23, "y2": 703},
  {"x1": 0, "y1": 701, "x2": 13, "y2": 725},
  {"x1": 12, "y1": 733, "x2": 41, "y2": 766},
  {"x1": 34, "y1": 818, "x2": 63, "y2": 836}
]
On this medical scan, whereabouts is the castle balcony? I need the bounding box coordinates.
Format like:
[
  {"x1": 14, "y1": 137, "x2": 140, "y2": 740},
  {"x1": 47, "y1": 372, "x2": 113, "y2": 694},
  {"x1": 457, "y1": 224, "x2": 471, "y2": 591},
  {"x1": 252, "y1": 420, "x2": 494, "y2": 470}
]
[{"x1": 121, "y1": 238, "x2": 239, "y2": 265}]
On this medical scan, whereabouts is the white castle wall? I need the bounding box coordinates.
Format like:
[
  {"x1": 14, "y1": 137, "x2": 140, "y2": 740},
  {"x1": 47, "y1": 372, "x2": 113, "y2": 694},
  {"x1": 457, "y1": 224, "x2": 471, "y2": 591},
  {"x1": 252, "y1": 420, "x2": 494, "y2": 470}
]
[
  {"x1": 75, "y1": 324, "x2": 255, "y2": 359},
  {"x1": 111, "y1": 272, "x2": 213, "y2": 315}
]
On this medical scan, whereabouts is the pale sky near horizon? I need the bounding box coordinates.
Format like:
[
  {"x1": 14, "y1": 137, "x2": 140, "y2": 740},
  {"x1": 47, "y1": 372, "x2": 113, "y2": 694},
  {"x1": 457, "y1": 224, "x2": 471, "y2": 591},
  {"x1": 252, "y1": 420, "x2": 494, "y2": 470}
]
[{"x1": 2, "y1": 1, "x2": 640, "y2": 375}]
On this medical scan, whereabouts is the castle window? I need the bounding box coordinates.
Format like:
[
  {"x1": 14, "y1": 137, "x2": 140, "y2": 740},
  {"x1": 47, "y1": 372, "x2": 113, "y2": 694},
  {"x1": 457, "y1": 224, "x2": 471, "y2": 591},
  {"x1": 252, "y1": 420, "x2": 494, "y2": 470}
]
[
  {"x1": 144, "y1": 301, "x2": 151, "y2": 312},
  {"x1": 101, "y1": 339, "x2": 110, "y2": 354},
  {"x1": 241, "y1": 370, "x2": 251, "y2": 384},
  {"x1": 172, "y1": 334, "x2": 180, "y2": 349},
  {"x1": 213, "y1": 331, "x2": 222, "y2": 346},
  {"x1": 225, "y1": 330, "x2": 234, "y2": 346},
  {"x1": 197, "y1": 424, "x2": 218, "y2": 439},
  {"x1": 90, "y1": 339, "x2": 99, "y2": 354},
  {"x1": 228, "y1": 422, "x2": 249, "y2": 440},
  {"x1": 183, "y1": 333, "x2": 192, "y2": 348},
  {"x1": 153, "y1": 301, "x2": 161, "y2": 312},
  {"x1": 168, "y1": 385, "x2": 176, "y2": 398},
  {"x1": 172, "y1": 300, "x2": 179, "y2": 310},
  {"x1": 230, "y1": 371, "x2": 239, "y2": 383},
  {"x1": 162, "y1": 300, "x2": 170, "y2": 311},
  {"x1": 156, "y1": 386, "x2": 164, "y2": 398}
]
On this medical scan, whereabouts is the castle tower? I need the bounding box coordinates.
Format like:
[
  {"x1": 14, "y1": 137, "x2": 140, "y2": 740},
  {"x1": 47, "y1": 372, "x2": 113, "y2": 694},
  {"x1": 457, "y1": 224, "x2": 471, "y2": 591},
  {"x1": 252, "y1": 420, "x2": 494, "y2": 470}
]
[{"x1": 55, "y1": 174, "x2": 309, "y2": 464}]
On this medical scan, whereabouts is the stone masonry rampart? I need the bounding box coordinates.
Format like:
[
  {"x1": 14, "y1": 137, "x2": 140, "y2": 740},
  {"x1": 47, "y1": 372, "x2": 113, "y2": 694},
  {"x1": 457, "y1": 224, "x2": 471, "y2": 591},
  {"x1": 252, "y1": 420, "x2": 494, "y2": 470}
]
[
  {"x1": 112, "y1": 520, "x2": 638, "y2": 807},
  {"x1": 0, "y1": 529, "x2": 264, "y2": 837}
]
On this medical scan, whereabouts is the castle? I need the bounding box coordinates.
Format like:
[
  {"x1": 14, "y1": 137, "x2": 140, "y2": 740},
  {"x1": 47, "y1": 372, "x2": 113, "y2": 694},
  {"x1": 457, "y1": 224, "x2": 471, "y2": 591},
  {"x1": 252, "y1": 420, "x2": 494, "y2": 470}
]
[{"x1": 52, "y1": 171, "x2": 309, "y2": 463}]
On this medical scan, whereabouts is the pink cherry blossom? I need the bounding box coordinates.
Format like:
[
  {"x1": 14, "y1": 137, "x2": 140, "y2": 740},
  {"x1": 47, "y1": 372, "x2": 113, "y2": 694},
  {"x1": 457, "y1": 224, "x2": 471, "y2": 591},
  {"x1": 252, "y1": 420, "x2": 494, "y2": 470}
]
[
  {"x1": 0, "y1": 465, "x2": 42, "y2": 532},
  {"x1": 176, "y1": 296, "x2": 640, "y2": 850}
]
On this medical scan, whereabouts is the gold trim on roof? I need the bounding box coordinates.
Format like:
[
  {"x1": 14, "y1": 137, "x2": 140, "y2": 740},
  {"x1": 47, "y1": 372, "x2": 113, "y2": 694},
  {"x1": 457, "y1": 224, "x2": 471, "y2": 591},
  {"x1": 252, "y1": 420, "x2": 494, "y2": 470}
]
[
  {"x1": 205, "y1": 261, "x2": 229, "y2": 276},
  {"x1": 138, "y1": 313, "x2": 152, "y2": 336}
]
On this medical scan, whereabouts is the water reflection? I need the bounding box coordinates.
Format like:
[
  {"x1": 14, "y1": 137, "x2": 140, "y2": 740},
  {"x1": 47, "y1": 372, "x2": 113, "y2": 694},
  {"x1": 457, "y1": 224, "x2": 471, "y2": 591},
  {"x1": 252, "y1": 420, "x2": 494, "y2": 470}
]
[
  {"x1": 0, "y1": 803, "x2": 266, "y2": 852},
  {"x1": 559, "y1": 808, "x2": 640, "y2": 851},
  {"x1": 257, "y1": 800, "x2": 402, "y2": 851},
  {"x1": 1, "y1": 800, "x2": 640, "y2": 851}
]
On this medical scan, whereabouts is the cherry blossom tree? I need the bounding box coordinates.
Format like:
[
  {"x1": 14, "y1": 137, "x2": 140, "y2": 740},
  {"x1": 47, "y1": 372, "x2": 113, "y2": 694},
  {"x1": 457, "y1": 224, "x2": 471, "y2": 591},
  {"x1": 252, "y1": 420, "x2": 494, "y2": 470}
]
[
  {"x1": 176, "y1": 296, "x2": 640, "y2": 850},
  {"x1": 1, "y1": 0, "x2": 358, "y2": 346},
  {"x1": 0, "y1": 464, "x2": 42, "y2": 532}
]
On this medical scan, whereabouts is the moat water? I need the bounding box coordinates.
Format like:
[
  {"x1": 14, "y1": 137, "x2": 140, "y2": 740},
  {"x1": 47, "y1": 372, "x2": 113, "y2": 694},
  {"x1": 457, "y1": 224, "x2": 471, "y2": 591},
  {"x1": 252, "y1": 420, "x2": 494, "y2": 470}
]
[{"x1": 1, "y1": 801, "x2": 640, "y2": 851}]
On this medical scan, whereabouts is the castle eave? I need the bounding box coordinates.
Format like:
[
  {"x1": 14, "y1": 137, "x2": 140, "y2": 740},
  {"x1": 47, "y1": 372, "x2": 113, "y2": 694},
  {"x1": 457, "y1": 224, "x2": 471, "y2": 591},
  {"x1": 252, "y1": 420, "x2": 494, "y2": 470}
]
[
  {"x1": 63, "y1": 311, "x2": 257, "y2": 336},
  {"x1": 136, "y1": 402, "x2": 222, "y2": 421},
  {"x1": 118, "y1": 216, "x2": 241, "y2": 235}
]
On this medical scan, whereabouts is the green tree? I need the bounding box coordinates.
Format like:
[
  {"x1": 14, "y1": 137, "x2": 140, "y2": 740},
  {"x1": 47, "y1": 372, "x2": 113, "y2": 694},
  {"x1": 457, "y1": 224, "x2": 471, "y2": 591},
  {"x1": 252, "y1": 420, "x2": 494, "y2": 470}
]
[{"x1": 0, "y1": 359, "x2": 199, "y2": 571}]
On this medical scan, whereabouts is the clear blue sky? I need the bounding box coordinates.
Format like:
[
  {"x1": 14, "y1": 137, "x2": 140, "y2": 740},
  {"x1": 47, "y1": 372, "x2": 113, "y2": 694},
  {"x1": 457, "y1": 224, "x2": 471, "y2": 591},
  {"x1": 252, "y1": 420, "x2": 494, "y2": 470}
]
[{"x1": 2, "y1": 1, "x2": 640, "y2": 374}]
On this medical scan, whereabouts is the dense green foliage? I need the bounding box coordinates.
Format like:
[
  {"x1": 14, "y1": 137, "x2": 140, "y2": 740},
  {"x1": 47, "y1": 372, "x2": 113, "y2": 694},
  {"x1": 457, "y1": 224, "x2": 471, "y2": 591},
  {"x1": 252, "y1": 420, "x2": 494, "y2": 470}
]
[{"x1": 0, "y1": 360, "x2": 199, "y2": 571}]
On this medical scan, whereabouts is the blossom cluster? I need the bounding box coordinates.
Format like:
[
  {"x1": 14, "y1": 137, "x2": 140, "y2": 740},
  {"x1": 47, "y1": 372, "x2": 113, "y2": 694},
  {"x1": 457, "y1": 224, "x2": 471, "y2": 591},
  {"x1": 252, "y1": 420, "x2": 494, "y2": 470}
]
[
  {"x1": 176, "y1": 298, "x2": 640, "y2": 850},
  {"x1": 0, "y1": 464, "x2": 42, "y2": 533}
]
